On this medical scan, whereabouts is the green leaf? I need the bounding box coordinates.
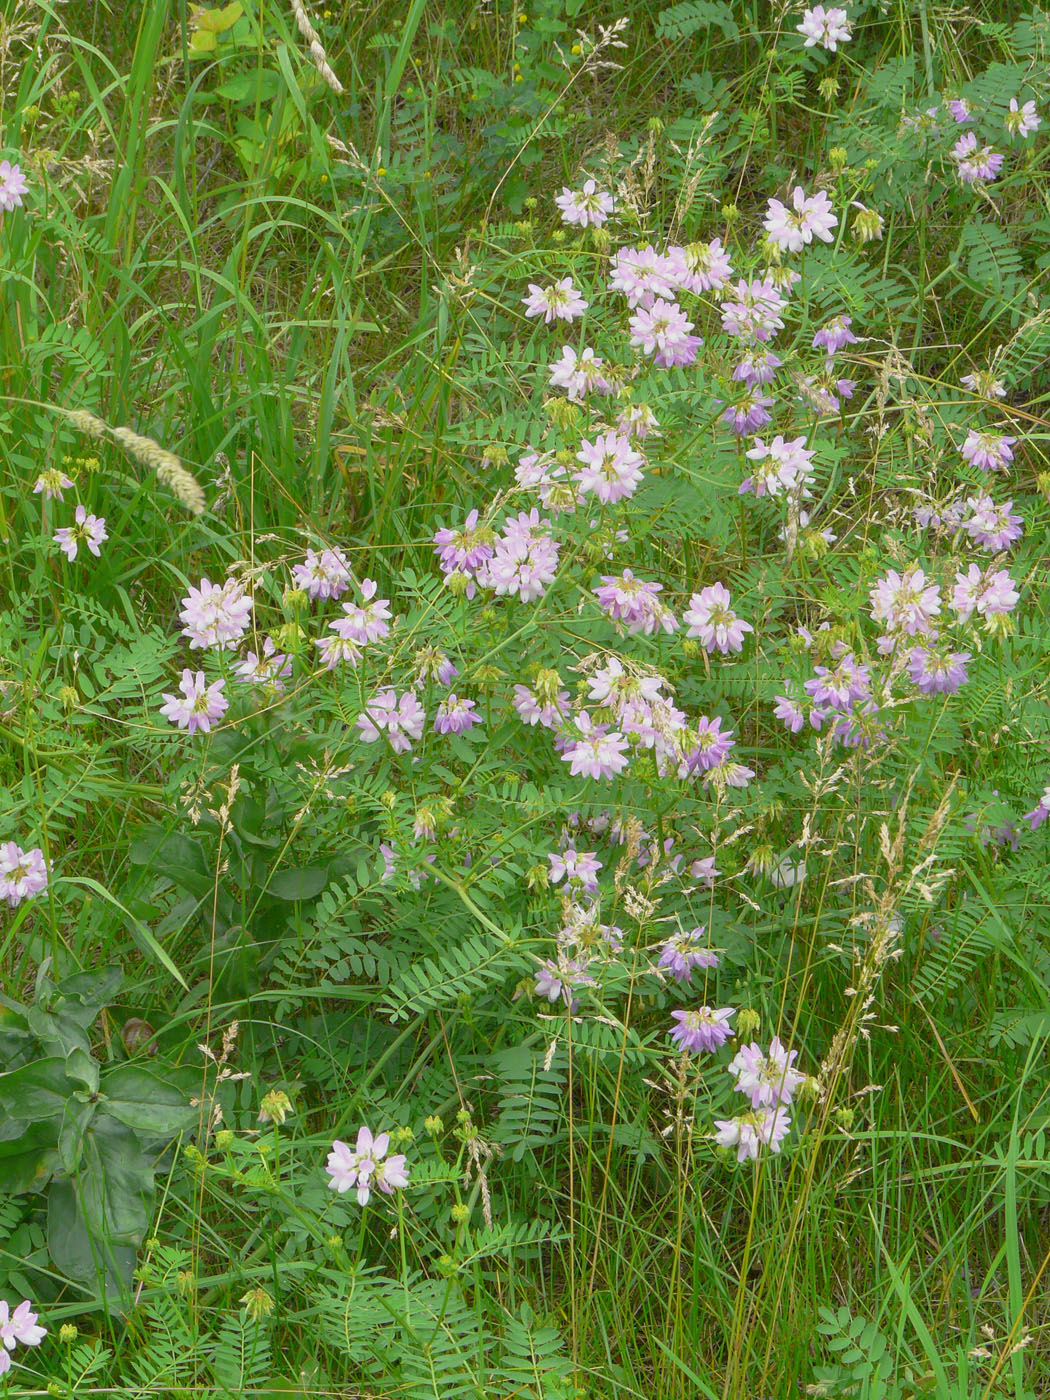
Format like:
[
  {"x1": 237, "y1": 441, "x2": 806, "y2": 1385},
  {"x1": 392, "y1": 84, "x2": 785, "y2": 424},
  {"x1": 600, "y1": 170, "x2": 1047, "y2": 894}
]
[
  {"x1": 128, "y1": 828, "x2": 212, "y2": 898},
  {"x1": 0, "y1": 1057, "x2": 75, "y2": 1119},
  {"x1": 47, "y1": 1178, "x2": 137, "y2": 1298},
  {"x1": 267, "y1": 865, "x2": 328, "y2": 901},
  {"x1": 100, "y1": 1064, "x2": 196, "y2": 1139},
  {"x1": 0, "y1": 1121, "x2": 59, "y2": 1193}
]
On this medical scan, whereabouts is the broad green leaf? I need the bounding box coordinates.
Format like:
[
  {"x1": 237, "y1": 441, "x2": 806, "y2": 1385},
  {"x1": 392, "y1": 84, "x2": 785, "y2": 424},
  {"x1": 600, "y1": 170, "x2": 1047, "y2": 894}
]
[
  {"x1": 100, "y1": 1064, "x2": 197, "y2": 1139},
  {"x1": 0, "y1": 1122, "x2": 59, "y2": 1193},
  {"x1": 0, "y1": 1057, "x2": 75, "y2": 1119},
  {"x1": 267, "y1": 865, "x2": 328, "y2": 901},
  {"x1": 47, "y1": 1179, "x2": 136, "y2": 1298}
]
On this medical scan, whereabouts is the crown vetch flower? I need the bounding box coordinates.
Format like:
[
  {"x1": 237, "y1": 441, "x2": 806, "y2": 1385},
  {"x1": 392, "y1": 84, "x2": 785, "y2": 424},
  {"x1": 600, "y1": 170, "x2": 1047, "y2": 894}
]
[
  {"x1": 658, "y1": 926, "x2": 719, "y2": 983},
  {"x1": 0, "y1": 1298, "x2": 46, "y2": 1349},
  {"x1": 713, "y1": 1107, "x2": 792, "y2": 1161},
  {"x1": 331, "y1": 578, "x2": 393, "y2": 645},
  {"x1": 555, "y1": 178, "x2": 614, "y2": 227},
  {"x1": 159, "y1": 670, "x2": 229, "y2": 734},
  {"x1": 964, "y1": 493, "x2": 1023, "y2": 550},
  {"x1": 513, "y1": 682, "x2": 571, "y2": 728},
  {"x1": 961, "y1": 430, "x2": 1015, "y2": 473},
  {"x1": 575, "y1": 432, "x2": 645, "y2": 505},
  {"x1": 534, "y1": 954, "x2": 596, "y2": 1009},
  {"x1": 291, "y1": 546, "x2": 351, "y2": 600},
  {"x1": 33, "y1": 469, "x2": 74, "y2": 500},
  {"x1": 548, "y1": 345, "x2": 612, "y2": 400},
  {"x1": 53, "y1": 505, "x2": 107, "y2": 561},
  {"x1": 233, "y1": 637, "x2": 292, "y2": 689},
  {"x1": 812, "y1": 314, "x2": 857, "y2": 354},
  {"x1": 907, "y1": 646, "x2": 971, "y2": 696},
  {"x1": 1005, "y1": 98, "x2": 1040, "y2": 138},
  {"x1": 796, "y1": 5, "x2": 852, "y2": 50},
  {"x1": 868, "y1": 566, "x2": 941, "y2": 637},
  {"x1": 548, "y1": 847, "x2": 602, "y2": 893},
  {"x1": 951, "y1": 565, "x2": 1019, "y2": 623},
  {"x1": 948, "y1": 97, "x2": 975, "y2": 123},
  {"x1": 762, "y1": 187, "x2": 838, "y2": 253},
  {"x1": 433, "y1": 693, "x2": 482, "y2": 734},
  {"x1": 729, "y1": 1036, "x2": 805, "y2": 1108},
  {"x1": 733, "y1": 349, "x2": 782, "y2": 386},
  {"x1": 480, "y1": 510, "x2": 561, "y2": 602},
  {"x1": 683, "y1": 583, "x2": 753, "y2": 654},
  {"x1": 593, "y1": 569, "x2": 678, "y2": 635},
  {"x1": 0, "y1": 160, "x2": 28, "y2": 210},
  {"x1": 357, "y1": 689, "x2": 425, "y2": 753},
  {"x1": 741, "y1": 434, "x2": 815, "y2": 497},
  {"x1": 666, "y1": 237, "x2": 733, "y2": 293},
  {"x1": 179, "y1": 577, "x2": 253, "y2": 650},
  {"x1": 669, "y1": 1006, "x2": 735, "y2": 1053},
  {"x1": 326, "y1": 1126, "x2": 408, "y2": 1206},
  {"x1": 561, "y1": 713, "x2": 630, "y2": 781},
  {"x1": 952, "y1": 132, "x2": 1004, "y2": 182},
  {"x1": 628, "y1": 300, "x2": 702, "y2": 368},
  {"x1": 721, "y1": 277, "x2": 787, "y2": 342},
  {"x1": 523, "y1": 277, "x2": 588, "y2": 324},
  {"x1": 608, "y1": 244, "x2": 678, "y2": 308},
  {"x1": 1023, "y1": 785, "x2": 1050, "y2": 832},
  {"x1": 0, "y1": 845, "x2": 48, "y2": 908}
]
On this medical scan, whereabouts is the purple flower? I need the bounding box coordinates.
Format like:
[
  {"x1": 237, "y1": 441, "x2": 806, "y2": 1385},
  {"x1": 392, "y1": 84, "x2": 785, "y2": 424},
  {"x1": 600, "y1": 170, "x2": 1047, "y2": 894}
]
[
  {"x1": 1005, "y1": 98, "x2": 1040, "y2": 138},
  {"x1": 796, "y1": 5, "x2": 852, "y2": 50},
  {"x1": 680, "y1": 715, "x2": 735, "y2": 775},
  {"x1": 608, "y1": 244, "x2": 678, "y2": 308},
  {"x1": 433, "y1": 508, "x2": 495, "y2": 582},
  {"x1": 812, "y1": 315, "x2": 857, "y2": 354},
  {"x1": 741, "y1": 434, "x2": 815, "y2": 497},
  {"x1": 951, "y1": 565, "x2": 1019, "y2": 623},
  {"x1": 291, "y1": 546, "x2": 351, "y2": 599},
  {"x1": 331, "y1": 578, "x2": 393, "y2": 645},
  {"x1": 721, "y1": 277, "x2": 787, "y2": 342},
  {"x1": 33, "y1": 469, "x2": 73, "y2": 500},
  {"x1": 433, "y1": 693, "x2": 482, "y2": 734},
  {"x1": 952, "y1": 132, "x2": 1004, "y2": 182},
  {"x1": 54, "y1": 505, "x2": 107, "y2": 561},
  {"x1": 593, "y1": 569, "x2": 678, "y2": 635},
  {"x1": 729, "y1": 1036, "x2": 805, "y2": 1108},
  {"x1": 159, "y1": 670, "x2": 228, "y2": 734},
  {"x1": 732, "y1": 349, "x2": 782, "y2": 386},
  {"x1": 561, "y1": 713, "x2": 630, "y2": 781},
  {"x1": 868, "y1": 566, "x2": 941, "y2": 637},
  {"x1": 233, "y1": 637, "x2": 292, "y2": 689},
  {"x1": 658, "y1": 926, "x2": 718, "y2": 983},
  {"x1": 179, "y1": 577, "x2": 253, "y2": 651},
  {"x1": 683, "y1": 583, "x2": 753, "y2": 654},
  {"x1": 0, "y1": 844, "x2": 48, "y2": 908},
  {"x1": 628, "y1": 300, "x2": 702, "y2": 368},
  {"x1": 713, "y1": 1107, "x2": 792, "y2": 1161},
  {"x1": 948, "y1": 98, "x2": 975, "y2": 124},
  {"x1": 763, "y1": 187, "x2": 837, "y2": 253},
  {"x1": 907, "y1": 647, "x2": 971, "y2": 695},
  {"x1": 666, "y1": 237, "x2": 733, "y2": 294},
  {"x1": 555, "y1": 178, "x2": 614, "y2": 227},
  {"x1": 804, "y1": 653, "x2": 870, "y2": 712},
  {"x1": 1023, "y1": 785, "x2": 1050, "y2": 831},
  {"x1": 0, "y1": 160, "x2": 29, "y2": 211},
  {"x1": 575, "y1": 432, "x2": 645, "y2": 505},
  {"x1": 480, "y1": 510, "x2": 561, "y2": 603},
  {"x1": 326, "y1": 1125, "x2": 409, "y2": 1205},
  {"x1": 961, "y1": 430, "x2": 1015, "y2": 474},
  {"x1": 534, "y1": 954, "x2": 595, "y2": 1009},
  {"x1": 548, "y1": 847, "x2": 602, "y2": 893},
  {"x1": 669, "y1": 1006, "x2": 735, "y2": 1053},
  {"x1": 548, "y1": 345, "x2": 612, "y2": 400},
  {"x1": 513, "y1": 683, "x2": 571, "y2": 729},
  {"x1": 357, "y1": 689, "x2": 426, "y2": 753},
  {"x1": 522, "y1": 277, "x2": 588, "y2": 323},
  {"x1": 721, "y1": 390, "x2": 774, "y2": 435},
  {"x1": 964, "y1": 493, "x2": 1023, "y2": 550}
]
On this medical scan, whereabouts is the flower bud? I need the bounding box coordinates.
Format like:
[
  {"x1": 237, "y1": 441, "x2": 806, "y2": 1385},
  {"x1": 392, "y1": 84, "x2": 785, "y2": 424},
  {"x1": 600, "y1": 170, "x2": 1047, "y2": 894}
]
[
  {"x1": 851, "y1": 205, "x2": 884, "y2": 245},
  {"x1": 240, "y1": 1287, "x2": 275, "y2": 1320},
  {"x1": 828, "y1": 146, "x2": 848, "y2": 172},
  {"x1": 450, "y1": 1202, "x2": 470, "y2": 1224},
  {"x1": 424, "y1": 1114, "x2": 444, "y2": 1137},
  {"x1": 258, "y1": 1089, "x2": 294, "y2": 1125},
  {"x1": 735, "y1": 1008, "x2": 761, "y2": 1040}
]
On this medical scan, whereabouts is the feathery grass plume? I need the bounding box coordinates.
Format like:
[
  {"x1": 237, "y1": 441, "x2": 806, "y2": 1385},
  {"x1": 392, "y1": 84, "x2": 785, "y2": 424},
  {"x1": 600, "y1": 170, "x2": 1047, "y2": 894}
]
[
  {"x1": 63, "y1": 408, "x2": 206, "y2": 515},
  {"x1": 289, "y1": 0, "x2": 344, "y2": 94}
]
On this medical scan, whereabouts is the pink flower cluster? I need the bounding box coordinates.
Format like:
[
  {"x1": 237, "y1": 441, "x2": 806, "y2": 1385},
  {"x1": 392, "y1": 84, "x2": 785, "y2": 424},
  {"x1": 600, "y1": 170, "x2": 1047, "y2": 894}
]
[
  {"x1": 325, "y1": 1125, "x2": 409, "y2": 1205},
  {"x1": 0, "y1": 844, "x2": 48, "y2": 908}
]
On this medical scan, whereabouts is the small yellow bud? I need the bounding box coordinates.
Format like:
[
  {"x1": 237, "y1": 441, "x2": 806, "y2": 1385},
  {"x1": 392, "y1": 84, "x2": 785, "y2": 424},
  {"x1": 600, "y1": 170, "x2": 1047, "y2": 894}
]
[
  {"x1": 240, "y1": 1287, "x2": 275, "y2": 1320},
  {"x1": 450, "y1": 1202, "x2": 470, "y2": 1223},
  {"x1": 258, "y1": 1089, "x2": 294, "y2": 1125},
  {"x1": 736, "y1": 1008, "x2": 761, "y2": 1040},
  {"x1": 424, "y1": 1114, "x2": 444, "y2": 1136},
  {"x1": 59, "y1": 1324, "x2": 78, "y2": 1345}
]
